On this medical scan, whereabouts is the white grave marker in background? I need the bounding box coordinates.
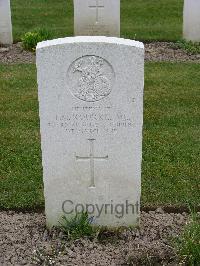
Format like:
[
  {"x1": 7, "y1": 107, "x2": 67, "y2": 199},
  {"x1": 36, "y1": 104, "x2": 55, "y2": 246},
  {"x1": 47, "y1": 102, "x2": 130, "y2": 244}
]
[
  {"x1": 36, "y1": 36, "x2": 144, "y2": 228},
  {"x1": 0, "y1": 0, "x2": 13, "y2": 45},
  {"x1": 74, "y1": 0, "x2": 120, "y2": 37},
  {"x1": 183, "y1": 0, "x2": 200, "y2": 42}
]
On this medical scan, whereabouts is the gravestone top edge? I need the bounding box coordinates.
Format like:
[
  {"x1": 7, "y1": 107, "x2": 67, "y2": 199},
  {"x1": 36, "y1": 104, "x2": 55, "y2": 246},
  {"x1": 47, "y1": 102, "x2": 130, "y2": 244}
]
[{"x1": 36, "y1": 36, "x2": 144, "y2": 50}]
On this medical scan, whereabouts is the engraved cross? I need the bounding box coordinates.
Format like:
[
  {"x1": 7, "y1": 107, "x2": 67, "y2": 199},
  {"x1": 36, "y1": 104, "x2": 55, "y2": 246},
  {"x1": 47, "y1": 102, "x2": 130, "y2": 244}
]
[
  {"x1": 89, "y1": 0, "x2": 104, "y2": 24},
  {"x1": 76, "y1": 139, "x2": 108, "y2": 188}
]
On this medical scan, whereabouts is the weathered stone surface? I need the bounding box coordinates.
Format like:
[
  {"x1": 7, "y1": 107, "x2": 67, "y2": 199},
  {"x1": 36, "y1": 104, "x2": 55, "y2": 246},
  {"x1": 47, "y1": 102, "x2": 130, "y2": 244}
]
[
  {"x1": 74, "y1": 0, "x2": 120, "y2": 37},
  {"x1": 36, "y1": 36, "x2": 144, "y2": 228},
  {"x1": 0, "y1": 0, "x2": 13, "y2": 45},
  {"x1": 183, "y1": 0, "x2": 200, "y2": 42}
]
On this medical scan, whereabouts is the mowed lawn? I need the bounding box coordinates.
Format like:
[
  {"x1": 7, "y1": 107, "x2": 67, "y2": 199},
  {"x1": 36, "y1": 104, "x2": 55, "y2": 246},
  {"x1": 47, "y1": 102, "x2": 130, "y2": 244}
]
[
  {"x1": 0, "y1": 63, "x2": 199, "y2": 210},
  {"x1": 11, "y1": 0, "x2": 183, "y2": 42}
]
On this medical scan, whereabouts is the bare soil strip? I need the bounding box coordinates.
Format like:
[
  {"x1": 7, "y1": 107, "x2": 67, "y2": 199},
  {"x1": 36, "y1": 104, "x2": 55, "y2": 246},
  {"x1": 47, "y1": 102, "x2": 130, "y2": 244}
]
[
  {"x1": 0, "y1": 210, "x2": 188, "y2": 265},
  {"x1": 0, "y1": 42, "x2": 200, "y2": 64}
]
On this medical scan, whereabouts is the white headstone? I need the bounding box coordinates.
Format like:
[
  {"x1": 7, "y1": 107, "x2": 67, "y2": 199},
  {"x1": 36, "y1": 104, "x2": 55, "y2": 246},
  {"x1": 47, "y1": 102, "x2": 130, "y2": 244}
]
[
  {"x1": 36, "y1": 36, "x2": 144, "y2": 228},
  {"x1": 0, "y1": 0, "x2": 13, "y2": 45},
  {"x1": 183, "y1": 0, "x2": 200, "y2": 42},
  {"x1": 74, "y1": 0, "x2": 120, "y2": 37}
]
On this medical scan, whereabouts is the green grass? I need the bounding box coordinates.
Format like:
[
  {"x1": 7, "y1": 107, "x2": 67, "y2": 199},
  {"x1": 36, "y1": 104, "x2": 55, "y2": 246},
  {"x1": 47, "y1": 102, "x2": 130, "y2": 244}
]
[
  {"x1": 121, "y1": 0, "x2": 183, "y2": 41},
  {"x1": 176, "y1": 40, "x2": 200, "y2": 55},
  {"x1": 0, "y1": 62, "x2": 199, "y2": 209},
  {"x1": 173, "y1": 211, "x2": 200, "y2": 265},
  {"x1": 0, "y1": 64, "x2": 43, "y2": 209},
  {"x1": 11, "y1": 0, "x2": 183, "y2": 42},
  {"x1": 59, "y1": 212, "x2": 95, "y2": 240},
  {"x1": 11, "y1": 0, "x2": 73, "y2": 42},
  {"x1": 21, "y1": 28, "x2": 53, "y2": 52},
  {"x1": 143, "y1": 63, "x2": 200, "y2": 207}
]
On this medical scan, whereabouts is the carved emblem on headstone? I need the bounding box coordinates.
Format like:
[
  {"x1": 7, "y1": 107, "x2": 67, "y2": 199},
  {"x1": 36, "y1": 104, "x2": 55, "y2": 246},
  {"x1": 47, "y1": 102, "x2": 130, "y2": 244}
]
[{"x1": 68, "y1": 55, "x2": 114, "y2": 102}]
